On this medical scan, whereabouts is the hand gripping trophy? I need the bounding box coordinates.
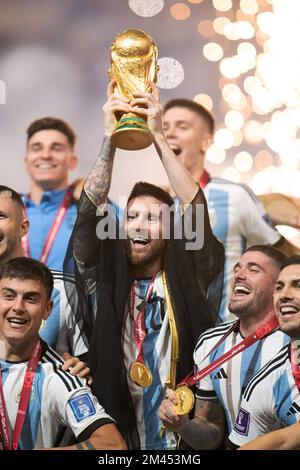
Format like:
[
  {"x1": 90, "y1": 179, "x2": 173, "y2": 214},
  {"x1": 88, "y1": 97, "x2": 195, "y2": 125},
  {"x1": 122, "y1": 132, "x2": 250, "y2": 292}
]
[{"x1": 109, "y1": 29, "x2": 159, "y2": 150}]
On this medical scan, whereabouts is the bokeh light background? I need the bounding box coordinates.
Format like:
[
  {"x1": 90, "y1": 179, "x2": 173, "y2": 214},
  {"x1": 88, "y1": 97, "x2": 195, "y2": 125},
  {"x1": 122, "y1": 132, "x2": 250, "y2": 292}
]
[{"x1": 1, "y1": 0, "x2": 300, "y2": 217}]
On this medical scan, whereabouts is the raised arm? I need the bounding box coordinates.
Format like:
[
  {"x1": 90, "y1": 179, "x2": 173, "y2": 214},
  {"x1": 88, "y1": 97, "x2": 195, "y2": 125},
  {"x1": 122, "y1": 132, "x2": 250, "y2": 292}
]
[
  {"x1": 73, "y1": 81, "x2": 131, "y2": 263},
  {"x1": 158, "y1": 388, "x2": 225, "y2": 450},
  {"x1": 130, "y1": 83, "x2": 198, "y2": 205}
]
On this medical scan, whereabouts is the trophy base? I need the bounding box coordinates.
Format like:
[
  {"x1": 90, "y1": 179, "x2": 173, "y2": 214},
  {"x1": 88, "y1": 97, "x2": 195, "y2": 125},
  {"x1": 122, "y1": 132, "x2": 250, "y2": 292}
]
[{"x1": 112, "y1": 116, "x2": 154, "y2": 150}]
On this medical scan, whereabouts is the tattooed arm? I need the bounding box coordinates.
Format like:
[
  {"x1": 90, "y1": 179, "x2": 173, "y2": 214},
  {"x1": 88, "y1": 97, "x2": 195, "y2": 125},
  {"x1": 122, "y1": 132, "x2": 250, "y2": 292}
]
[
  {"x1": 73, "y1": 81, "x2": 131, "y2": 264},
  {"x1": 46, "y1": 423, "x2": 127, "y2": 450},
  {"x1": 159, "y1": 389, "x2": 225, "y2": 450}
]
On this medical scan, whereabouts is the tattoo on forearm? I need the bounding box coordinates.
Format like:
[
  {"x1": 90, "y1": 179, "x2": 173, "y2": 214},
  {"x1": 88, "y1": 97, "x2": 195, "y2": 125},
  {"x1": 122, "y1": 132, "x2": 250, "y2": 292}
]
[
  {"x1": 85, "y1": 136, "x2": 116, "y2": 207},
  {"x1": 180, "y1": 400, "x2": 225, "y2": 450},
  {"x1": 75, "y1": 439, "x2": 96, "y2": 450}
]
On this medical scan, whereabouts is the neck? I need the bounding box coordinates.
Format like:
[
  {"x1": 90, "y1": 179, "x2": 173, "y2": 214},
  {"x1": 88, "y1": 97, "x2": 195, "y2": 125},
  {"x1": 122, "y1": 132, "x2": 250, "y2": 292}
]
[
  {"x1": 29, "y1": 180, "x2": 68, "y2": 204},
  {"x1": 239, "y1": 307, "x2": 276, "y2": 337},
  {"x1": 132, "y1": 259, "x2": 162, "y2": 280},
  {"x1": 0, "y1": 337, "x2": 38, "y2": 362},
  {"x1": 190, "y1": 161, "x2": 205, "y2": 183}
]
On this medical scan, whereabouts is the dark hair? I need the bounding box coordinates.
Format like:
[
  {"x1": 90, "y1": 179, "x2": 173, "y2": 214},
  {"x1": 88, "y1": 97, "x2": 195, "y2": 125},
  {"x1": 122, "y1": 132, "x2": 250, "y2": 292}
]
[
  {"x1": 163, "y1": 98, "x2": 215, "y2": 134},
  {"x1": 0, "y1": 185, "x2": 25, "y2": 212},
  {"x1": 244, "y1": 245, "x2": 287, "y2": 271},
  {"x1": 27, "y1": 117, "x2": 76, "y2": 148},
  {"x1": 127, "y1": 181, "x2": 174, "y2": 207},
  {"x1": 0, "y1": 257, "x2": 53, "y2": 300},
  {"x1": 281, "y1": 255, "x2": 300, "y2": 270}
]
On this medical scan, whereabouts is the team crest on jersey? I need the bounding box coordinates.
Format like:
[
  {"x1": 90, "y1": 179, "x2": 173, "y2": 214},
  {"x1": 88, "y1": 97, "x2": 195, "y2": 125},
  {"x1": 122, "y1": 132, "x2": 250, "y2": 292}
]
[
  {"x1": 233, "y1": 408, "x2": 250, "y2": 436},
  {"x1": 69, "y1": 394, "x2": 96, "y2": 422}
]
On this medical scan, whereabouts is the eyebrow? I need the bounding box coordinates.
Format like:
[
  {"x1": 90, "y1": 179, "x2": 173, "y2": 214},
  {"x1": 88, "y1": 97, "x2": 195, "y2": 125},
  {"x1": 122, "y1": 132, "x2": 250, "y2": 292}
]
[
  {"x1": 234, "y1": 262, "x2": 262, "y2": 270},
  {"x1": 1, "y1": 288, "x2": 41, "y2": 299},
  {"x1": 29, "y1": 141, "x2": 66, "y2": 148}
]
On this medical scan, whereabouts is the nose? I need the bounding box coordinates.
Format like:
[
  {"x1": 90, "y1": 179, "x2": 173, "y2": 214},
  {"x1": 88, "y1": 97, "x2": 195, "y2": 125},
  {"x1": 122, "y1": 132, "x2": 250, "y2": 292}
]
[
  {"x1": 163, "y1": 124, "x2": 176, "y2": 139},
  {"x1": 11, "y1": 297, "x2": 26, "y2": 314},
  {"x1": 278, "y1": 287, "x2": 294, "y2": 303},
  {"x1": 234, "y1": 267, "x2": 247, "y2": 282}
]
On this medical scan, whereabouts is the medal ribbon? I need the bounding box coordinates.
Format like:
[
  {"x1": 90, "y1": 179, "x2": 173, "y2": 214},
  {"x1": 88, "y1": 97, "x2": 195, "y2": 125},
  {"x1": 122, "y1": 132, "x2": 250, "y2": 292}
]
[
  {"x1": 0, "y1": 338, "x2": 42, "y2": 450},
  {"x1": 22, "y1": 187, "x2": 73, "y2": 264},
  {"x1": 291, "y1": 341, "x2": 300, "y2": 393},
  {"x1": 130, "y1": 274, "x2": 157, "y2": 365},
  {"x1": 198, "y1": 169, "x2": 211, "y2": 189},
  {"x1": 178, "y1": 316, "x2": 279, "y2": 388}
]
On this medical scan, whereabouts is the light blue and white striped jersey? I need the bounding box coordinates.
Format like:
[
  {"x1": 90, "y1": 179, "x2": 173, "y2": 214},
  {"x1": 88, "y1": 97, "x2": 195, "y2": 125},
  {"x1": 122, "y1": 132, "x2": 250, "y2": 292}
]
[
  {"x1": 194, "y1": 320, "x2": 289, "y2": 433},
  {"x1": 0, "y1": 342, "x2": 113, "y2": 449},
  {"x1": 39, "y1": 271, "x2": 87, "y2": 357},
  {"x1": 123, "y1": 273, "x2": 176, "y2": 450},
  {"x1": 229, "y1": 342, "x2": 300, "y2": 447},
  {"x1": 203, "y1": 179, "x2": 281, "y2": 322}
]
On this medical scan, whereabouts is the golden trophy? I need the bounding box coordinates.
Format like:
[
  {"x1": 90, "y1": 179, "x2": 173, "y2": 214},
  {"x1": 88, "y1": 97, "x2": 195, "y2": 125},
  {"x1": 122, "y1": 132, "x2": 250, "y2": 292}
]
[{"x1": 109, "y1": 29, "x2": 159, "y2": 150}]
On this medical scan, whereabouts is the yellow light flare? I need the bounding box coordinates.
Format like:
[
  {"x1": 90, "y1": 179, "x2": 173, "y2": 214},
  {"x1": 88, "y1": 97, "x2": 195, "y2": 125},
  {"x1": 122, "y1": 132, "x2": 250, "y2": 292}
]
[
  {"x1": 235, "y1": 21, "x2": 255, "y2": 39},
  {"x1": 225, "y1": 110, "x2": 244, "y2": 130},
  {"x1": 206, "y1": 144, "x2": 226, "y2": 164},
  {"x1": 194, "y1": 93, "x2": 213, "y2": 111},
  {"x1": 197, "y1": 20, "x2": 215, "y2": 38},
  {"x1": 220, "y1": 57, "x2": 241, "y2": 79},
  {"x1": 213, "y1": 17, "x2": 231, "y2": 35},
  {"x1": 188, "y1": 0, "x2": 205, "y2": 3},
  {"x1": 170, "y1": 3, "x2": 191, "y2": 20},
  {"x1": 203, "y1": 42, "x2": 224, "y2": 61},
  {"x1": 237, "y1": 42, "x2": 256, "y2": 57},
  {"x1": 214, "y1": 128, "x2": 234, "y2": 149},
  {"x1": 230, "y1": 94, "x2": 248, "y2": 111},
  {"x1": 234, "y1": 151, "x2": 253, "y2": 172},
  {"x1": 256, "y1": 12, "x2": 275, "y2": 34},
  {"x1": 236, "y1": 9, "x2": 255, "y2": 24},
  {"x1": 221, "y1": 166, "x2": 241, "y2": 183},
  {"x1": 243, "y1": 75, "x2": 262, "y2": 94},
  {"x1": 213, "y1": 0, "x2": 232, "y2": 12},
  {"x1": 254, "y1": 150, "x2": 273, "y2": 170},
  {"x1": 250, "y1": 167, "x2": 277, "y2": 194},
  {"x1": 240, "y1": 0, "x2": 259, "y2": 15},
  {"x1": 232, "y1": 130, "x2": 244, "y2": 147},
  {"x1": 224, "y1": 23, "x2": 240, "y2": 41},
  {"x1": 243, "y1": 120, "x2": 263, "y2": 144},
  {"x1": 222, "y1": 83, "x2": 243, "y2": 104}
]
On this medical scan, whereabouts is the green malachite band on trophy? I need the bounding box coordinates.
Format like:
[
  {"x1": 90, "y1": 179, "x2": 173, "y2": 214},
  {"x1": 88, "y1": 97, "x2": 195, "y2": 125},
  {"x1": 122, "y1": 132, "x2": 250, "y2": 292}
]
[
  {"x1": 115, "y1": 123, "x2": 151, "y2": 131},
  {"x1": 118, "y1": 117, "x2": 148, "y2": 124}
]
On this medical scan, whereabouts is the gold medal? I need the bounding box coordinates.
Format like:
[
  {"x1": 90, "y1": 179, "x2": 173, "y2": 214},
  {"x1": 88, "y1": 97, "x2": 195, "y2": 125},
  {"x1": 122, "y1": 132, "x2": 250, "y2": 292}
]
[
  {"x1": 129, "y1": 361, "x2": 153, "y2": 388},
  {"x1": 173, "y1": 386, "x2": 195, "y2": 416}
]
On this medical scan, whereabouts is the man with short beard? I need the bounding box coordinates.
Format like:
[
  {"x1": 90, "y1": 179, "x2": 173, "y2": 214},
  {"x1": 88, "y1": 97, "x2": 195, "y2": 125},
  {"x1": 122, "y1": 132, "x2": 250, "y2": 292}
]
[
  {"x1": 229, "y1": 255, "x2": 300, "y2": 448},
  {"x1": 65, "y1": 81, "x2": 224, "y2": 449},
  {"x1": 159, "y1": 245, "x2": 289, "y2": 449},
  {"x1": 0, "y1": 185, "x2": 87, "y2": 365}
]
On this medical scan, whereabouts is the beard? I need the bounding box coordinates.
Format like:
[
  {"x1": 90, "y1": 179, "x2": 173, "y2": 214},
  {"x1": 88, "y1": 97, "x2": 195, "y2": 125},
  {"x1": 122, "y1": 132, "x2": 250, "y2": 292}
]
[
  {"x1": 125, "y1": 239, "x2": 166, "y2": 272},
  {"x1": 228, "y1": 291, "x2": 270, "y2": 318}
]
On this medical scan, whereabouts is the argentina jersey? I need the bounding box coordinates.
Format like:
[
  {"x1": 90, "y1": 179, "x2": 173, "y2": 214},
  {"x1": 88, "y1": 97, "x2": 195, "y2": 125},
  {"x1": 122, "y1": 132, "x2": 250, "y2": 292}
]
[
  {"x1": 229, "y1": 343, "x2": 300, "y2": 447},
  {"x1": 123, "y1": 273, "x2": 176, "y2": 450},
  {"x1": 0, "y1": 342, "x2": 113, "y2": 449},
  {"x1": 194, "y1": 321, "x2": 289, "y2": 433},
  {"x1": 203, "y1": 179, "x2": 281, "y2": 322},
  {"x1": 38, "y1": 270, "x2": 87, "y2": 357}
]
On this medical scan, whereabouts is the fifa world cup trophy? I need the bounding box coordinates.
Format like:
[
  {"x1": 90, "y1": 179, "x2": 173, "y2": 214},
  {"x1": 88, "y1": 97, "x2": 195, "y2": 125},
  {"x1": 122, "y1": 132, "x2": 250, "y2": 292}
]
[{"x1": 109, "y1": 29, "x2": 159, "y2": 150}]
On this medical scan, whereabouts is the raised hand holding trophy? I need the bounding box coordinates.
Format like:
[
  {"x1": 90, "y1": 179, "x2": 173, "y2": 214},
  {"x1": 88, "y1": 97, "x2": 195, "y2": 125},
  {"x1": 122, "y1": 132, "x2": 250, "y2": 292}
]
[{"x1": 109, "y1": 29, "x2": 159, "y2": 150}]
